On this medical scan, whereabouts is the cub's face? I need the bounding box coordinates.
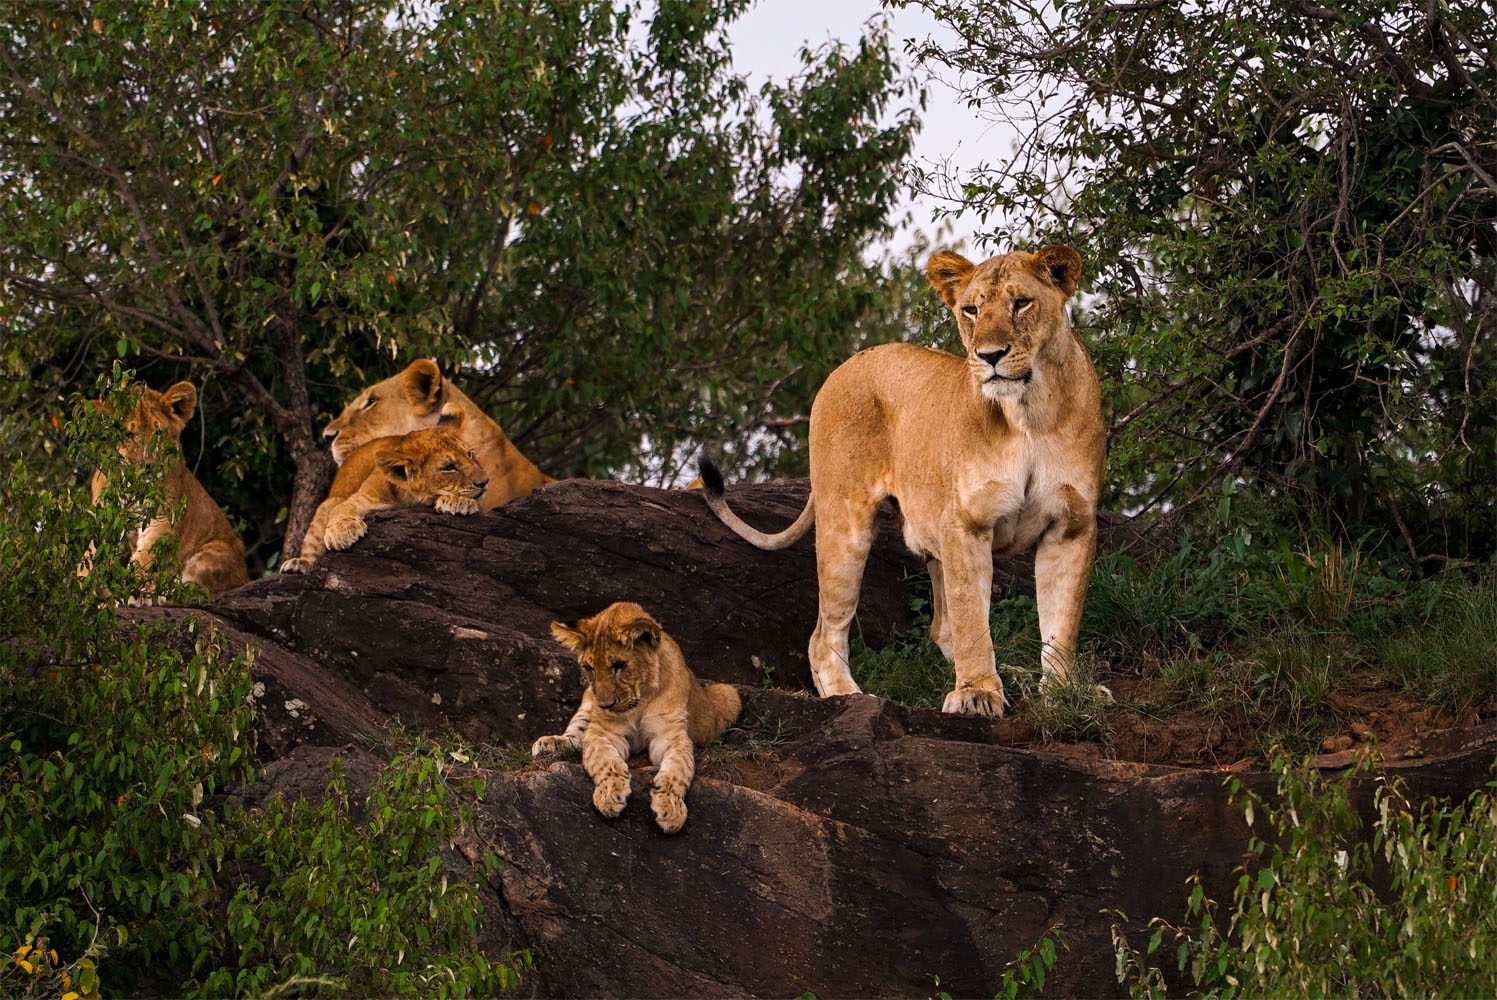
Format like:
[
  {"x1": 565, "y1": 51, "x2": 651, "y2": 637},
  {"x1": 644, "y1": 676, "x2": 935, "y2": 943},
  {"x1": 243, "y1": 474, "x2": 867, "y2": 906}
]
[
  {"x1": 325, "y1": 359, "x2": 447, "y2": 465},
  {"x1": 926, "y1": 246, "x2": 1083, "y2": 402},
  {"x1": 116, "y1": 382, "x2": 197, "y2": 464},
  {"x1": 376, "y1": 414, "x2": 489, "y2": 507},
  {"x1": 550, "y1": 602, "x2": 664, "y2": 712}
]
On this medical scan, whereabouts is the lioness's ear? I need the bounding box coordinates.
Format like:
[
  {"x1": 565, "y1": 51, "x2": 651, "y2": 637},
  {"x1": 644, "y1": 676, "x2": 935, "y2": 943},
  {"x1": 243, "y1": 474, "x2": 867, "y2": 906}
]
[
  {"x1": 377, "y1": 450, "x2": 415, "y2": 481},
  {"x1": 550, "y1": 621, "x2": 585, "y2": 652},
  {"x1": 436, "y1": 403, "x2": 465, "y2": 430},
  {"x1": 160, "y1": 381, "x2": 197, "y2": 427},
  {"x1": 401, "y1": 359, "x2": 445, "y2": 415},
  {"x1": 926, "y1": 250, "x2": 976, "y2": 310},
  {"x1": 1026, "y1": 245, "x2": 1083, "y2": 298}
]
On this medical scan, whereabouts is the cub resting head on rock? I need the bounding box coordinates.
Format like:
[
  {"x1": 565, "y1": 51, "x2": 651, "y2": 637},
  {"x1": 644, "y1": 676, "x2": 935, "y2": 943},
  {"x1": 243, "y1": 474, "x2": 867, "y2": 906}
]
[
  {"x1": 281, "y1": 406, "x2": 488, "y2": 573},
  {"x1": 534, "y1": 602, "x2": 742, "y2": 834},
  {"x1": 89, "y1": 380, "x2": 249, "y2": 598}
]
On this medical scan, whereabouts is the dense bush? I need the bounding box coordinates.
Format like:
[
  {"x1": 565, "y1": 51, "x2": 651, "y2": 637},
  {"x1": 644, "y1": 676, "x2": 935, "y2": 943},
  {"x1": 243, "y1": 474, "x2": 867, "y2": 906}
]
[
  {"x1": 1, "y1": 390, "x2": 526, "y2": 996},
  {"x1": 1113, "y1": 757, "x2": 1497, "y2": 997}
]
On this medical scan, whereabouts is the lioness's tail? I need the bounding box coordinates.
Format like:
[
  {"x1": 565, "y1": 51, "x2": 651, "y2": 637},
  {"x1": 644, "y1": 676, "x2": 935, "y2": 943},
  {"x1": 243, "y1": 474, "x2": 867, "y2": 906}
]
[
  {"x1": 697, "y1": 455, "x2": 815, "y2": 551},
  {"x1": 688, "y1": 680, "x2": 742, "y2": 747}
]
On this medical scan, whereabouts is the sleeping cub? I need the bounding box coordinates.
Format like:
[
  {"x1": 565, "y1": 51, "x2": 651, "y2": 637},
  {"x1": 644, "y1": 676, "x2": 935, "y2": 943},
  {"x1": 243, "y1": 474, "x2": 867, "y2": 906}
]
[
  {"x1": 534, "y1": 602, "x2": 741, "y2": 834},
  {"x1": 281, "y1": 406, "x2": 487, "y2": 573}
]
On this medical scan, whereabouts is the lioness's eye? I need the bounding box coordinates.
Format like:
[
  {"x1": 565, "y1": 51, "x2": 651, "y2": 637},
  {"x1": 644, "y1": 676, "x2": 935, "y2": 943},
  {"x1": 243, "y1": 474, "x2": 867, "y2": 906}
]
[
  {"x1": 467, "y1": 450, "x2": 476, "y2": 460},
  {"x1": 961, "y1": 304, "x2": 979, "y2": 318},
  {"x1": 361, "y1": 396, "x2": 376, "y2": 409},
  {"x1": 1013, "y1": 297, "x2": 1034, "y2": 314}
]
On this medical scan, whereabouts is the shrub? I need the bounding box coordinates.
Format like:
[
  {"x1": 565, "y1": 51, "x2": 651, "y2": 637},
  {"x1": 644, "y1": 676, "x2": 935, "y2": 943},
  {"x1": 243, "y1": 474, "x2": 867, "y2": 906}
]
[{"x1": 1113, "y1": 757, "x2": 1497, "y2": 997}]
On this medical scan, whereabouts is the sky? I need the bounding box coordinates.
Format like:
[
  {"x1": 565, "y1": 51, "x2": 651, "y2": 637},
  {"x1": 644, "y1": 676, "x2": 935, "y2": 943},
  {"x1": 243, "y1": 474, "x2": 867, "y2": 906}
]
[{"x1": 726, "y1": 0, "x2": 1006, "y2": 258}]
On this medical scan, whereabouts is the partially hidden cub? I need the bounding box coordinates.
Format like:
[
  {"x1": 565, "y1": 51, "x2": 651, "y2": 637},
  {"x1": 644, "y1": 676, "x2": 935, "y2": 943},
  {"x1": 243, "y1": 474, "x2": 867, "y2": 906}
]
[
  {"x1": 533, "y1": 602, "x2": 741, "y2": 834},
  {"x1": 281, "y1": 406, "x2": 488, "y2": 573},
  {"x1": 89, "y1": 380, "x2": 249, "y2": 597}
]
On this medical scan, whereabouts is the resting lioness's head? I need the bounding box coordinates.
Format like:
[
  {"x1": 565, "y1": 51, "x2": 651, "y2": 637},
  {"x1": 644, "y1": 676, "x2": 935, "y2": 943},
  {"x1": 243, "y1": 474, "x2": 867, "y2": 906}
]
[
  {"x1": 325, "y1": 359, "x2": 450, "y2": 465},
  {"x1": 108, "y1": 381, "x2": 197, "y2": 464},
  {"x1": 376, "y1": 409, "x2": 489, "y2": 508},
  {"x1": 926, "y1": 246, "x2": 1083, "y2": 402},
  {"x1": 549, "y1": 602, "x2": 664, "y2": 713}
]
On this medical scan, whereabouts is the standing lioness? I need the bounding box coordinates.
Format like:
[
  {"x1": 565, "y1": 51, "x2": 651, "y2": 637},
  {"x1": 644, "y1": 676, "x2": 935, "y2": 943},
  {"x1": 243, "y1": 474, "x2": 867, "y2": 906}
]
[{"x1": 700, "y1": 246, "x2": 1106, "y2": 717}]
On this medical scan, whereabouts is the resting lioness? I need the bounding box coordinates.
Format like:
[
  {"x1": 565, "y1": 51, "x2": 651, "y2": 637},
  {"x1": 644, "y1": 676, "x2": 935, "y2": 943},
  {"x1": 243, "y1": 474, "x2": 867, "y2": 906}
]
[
  {"x1": 700, "y1": 246, "x2": 1106, "y2": 717},
  {"x1": 281, "y1": 407, "x2": 488, "y2": 573},
  {"x1": 533, "y1": 602, "x2": 742, "y2": 834},
  {"x1": 321, "y1": 358, "x2": 551, "y2": 512},
  {"x1": 89, "y1": 381, "x2": 250, "y2": 597}
]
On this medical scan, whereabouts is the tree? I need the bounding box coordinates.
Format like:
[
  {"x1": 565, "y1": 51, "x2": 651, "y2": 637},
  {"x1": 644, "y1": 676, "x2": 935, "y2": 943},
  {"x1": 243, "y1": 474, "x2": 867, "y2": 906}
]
[
  {"x1": 1, "y1": 0, "x2": 919, "y2": 568},
  {"x1": 903, "y1": 0, "x2": 1496, "y2": 561}
]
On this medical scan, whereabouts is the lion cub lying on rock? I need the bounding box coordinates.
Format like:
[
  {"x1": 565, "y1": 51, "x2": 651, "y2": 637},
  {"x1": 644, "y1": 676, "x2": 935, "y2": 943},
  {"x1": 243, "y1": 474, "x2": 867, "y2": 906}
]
[
  {"x1": 534, "y1": 602, "x2": 741, "y2": 834},
  {"x1": 282, "y1": 406, "x2": 488, "y2": 573}
]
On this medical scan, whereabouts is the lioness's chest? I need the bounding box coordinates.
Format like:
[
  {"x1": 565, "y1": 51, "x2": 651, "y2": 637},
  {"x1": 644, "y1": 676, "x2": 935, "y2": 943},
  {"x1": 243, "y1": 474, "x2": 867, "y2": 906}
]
[{"x1": 899, "y1": 436, "x2": 1084, "y2": 557}]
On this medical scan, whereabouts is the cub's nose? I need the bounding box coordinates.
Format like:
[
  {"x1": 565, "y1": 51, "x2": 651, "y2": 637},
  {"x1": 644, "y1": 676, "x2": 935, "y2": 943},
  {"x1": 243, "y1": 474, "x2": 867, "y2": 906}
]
[{"x1": 977, "y1": 347, "x2": 1010, "y2": 367}]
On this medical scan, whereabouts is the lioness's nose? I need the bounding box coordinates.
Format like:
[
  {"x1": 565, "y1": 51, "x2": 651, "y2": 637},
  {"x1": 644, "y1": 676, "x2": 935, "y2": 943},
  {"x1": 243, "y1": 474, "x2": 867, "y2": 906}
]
[
  {"x1": 474, "y1": 479, "x2": 489, "y2": 495},
  {"x1": 977, "y1": 347, "x2": 1010, "y2": 366},
  {"x1": 322, "y1": 424, "x2": 338, "y2": 441}
]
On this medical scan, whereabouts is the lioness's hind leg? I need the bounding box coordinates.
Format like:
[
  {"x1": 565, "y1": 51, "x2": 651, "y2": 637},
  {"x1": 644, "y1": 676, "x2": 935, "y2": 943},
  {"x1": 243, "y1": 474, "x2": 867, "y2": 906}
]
[
  {"x1": 807, "y1": 499, "x2": 879, "y2": 698},
  {"x1": 927, "y1": 558, "x2": 955, "y2": 661}
]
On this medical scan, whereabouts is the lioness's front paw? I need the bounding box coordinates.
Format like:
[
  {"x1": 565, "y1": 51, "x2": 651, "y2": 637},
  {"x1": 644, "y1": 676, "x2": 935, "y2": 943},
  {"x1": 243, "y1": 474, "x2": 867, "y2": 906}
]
[
  {"x1": 592, "y1": 774, "x2": 630, "y2": 819},
  {"x1": 651, "y1": 789, "x2": 688, "y2": 834},
  {"x1": 942, "y1": 680, "x2": 1009, "y2": 718},
  {"x1": 530, "y1": 734, "x2": 579, "y2": 757},
  {"x1": 323, "y1": 515, "x2": 367, "y2": 551},
  {"x1": 434, "y1": 495, "x2": 480, "y2": 515},
  {"x1": 280, "y1": 557, "x2": 313, "y2": 574}
]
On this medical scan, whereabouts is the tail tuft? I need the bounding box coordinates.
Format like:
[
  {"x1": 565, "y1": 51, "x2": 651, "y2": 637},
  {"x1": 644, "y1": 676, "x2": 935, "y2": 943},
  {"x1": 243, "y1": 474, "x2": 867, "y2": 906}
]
[{"x1": 696, "y1": 454, "x2": 726, "y2": 499}]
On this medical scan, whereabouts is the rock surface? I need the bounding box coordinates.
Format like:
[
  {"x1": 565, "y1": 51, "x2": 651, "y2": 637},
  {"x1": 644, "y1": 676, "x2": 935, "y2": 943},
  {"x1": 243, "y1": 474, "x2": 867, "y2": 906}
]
[{"x1": 128, "y1": 478, "x2": 1497, "y2": 997}]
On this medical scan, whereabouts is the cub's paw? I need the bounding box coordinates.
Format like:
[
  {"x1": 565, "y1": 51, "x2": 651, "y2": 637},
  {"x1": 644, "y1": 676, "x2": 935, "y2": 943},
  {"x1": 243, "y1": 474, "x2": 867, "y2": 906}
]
[
  {"x1": 435, "y1": 495, "x2": 480, "y2": 515},
  {"x1": 280, "y1": 557, "x2": 313, "y2": 574},
  {"x1": 942, "y1": 680, "x2": 1009, "y2": 718},
  {"x1": 323, "y1": 515, "x2": 367, "y2": 551},
  {"x1": 530, "y1": 734, "x2": 579, "y2": 757},
  {"x1": 592, "y1": 773, "x2": 630, "y2": 819},
  {"x1": 651, "y1": 789, "x2": 688, "y2": 834}
]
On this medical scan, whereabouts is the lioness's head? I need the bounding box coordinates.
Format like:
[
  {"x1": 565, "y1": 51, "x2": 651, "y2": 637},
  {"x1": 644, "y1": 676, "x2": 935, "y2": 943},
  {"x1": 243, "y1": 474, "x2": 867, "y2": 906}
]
[
  {"x1": 375, "y1": 408, "x2": 489, "y2": 507},
  {"x1": 109, "y1": 381, "x2": 197, "y2": 464},
  {"x1": 549, "y1": 602, "x2": 665, "y2": 713},
  {"x1": 926, "y1": 246, "x2": 1083, "y2": 403},
  {"x1": 324, "y1": 359, "x2": 450, "y2": 465}
]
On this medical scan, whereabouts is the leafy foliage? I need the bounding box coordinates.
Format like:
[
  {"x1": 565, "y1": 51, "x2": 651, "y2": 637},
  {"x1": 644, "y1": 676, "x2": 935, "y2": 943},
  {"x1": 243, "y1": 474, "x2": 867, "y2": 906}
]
[
  {"x1": 905, "y1": 0, "x2": 1497, "y2": 561},
  {"x1": 1113, "y1": 757, "x2": 1497, "y2": 997},
  {"x1": 0, "y1": 0, "x2": 920, "y2": 566},
  {"x1": 1, "y1": 393, "x2": 526, "y2": 995}
]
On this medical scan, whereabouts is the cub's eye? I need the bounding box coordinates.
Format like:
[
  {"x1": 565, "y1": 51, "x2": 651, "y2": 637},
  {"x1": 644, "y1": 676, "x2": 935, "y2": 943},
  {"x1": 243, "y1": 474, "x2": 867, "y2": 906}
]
[
  {"x1": 1013, "y1": 297, "x2": 1034, "y2": 314},
  {"x1": 609, "y1": 660, "x2": 628, "y2": 672},
  {"x1": 361, "y1": 396, "x2": 377, "y2": 410},
  {"x1": 442, "y1": 462, "x2": 458, "y2": 473},
  {"x1": 961, "y1": 304, "x2": 979, "y2": 318}
]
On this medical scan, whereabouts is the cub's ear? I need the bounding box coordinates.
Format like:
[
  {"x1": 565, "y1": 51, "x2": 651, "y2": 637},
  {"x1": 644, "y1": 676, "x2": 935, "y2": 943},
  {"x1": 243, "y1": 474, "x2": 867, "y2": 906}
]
[
  {"x1": 550, "y1": 621, "x2": 586, "y2": 652},
  {"x1": 1026, "y1": 245, "x2": 1083, "y2": 298},
  {"x1": 160, "y1": 381, "x2": 198, "y2": 427},
  {"x1": 926, "y1": 250, "x2": 976, "y2": 310},
  {"x1": 436, "y1": 403, "x2": 465, "y2": 429},
  {"x1": 621, "y1": 615, "x2": 661, "y2": 649},
  {"x1": 401, "y1": 359, "x2": 445, "y2": 415},
  {"x1": 376, "y1": 449, "x2": 416, "y2": 482}
]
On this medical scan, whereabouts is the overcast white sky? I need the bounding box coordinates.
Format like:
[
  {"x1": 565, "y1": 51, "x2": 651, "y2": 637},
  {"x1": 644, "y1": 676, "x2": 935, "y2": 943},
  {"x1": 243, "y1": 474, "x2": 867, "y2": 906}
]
[{"x1": 727, "y1": 0, "x2": 1004, "y2": 258}]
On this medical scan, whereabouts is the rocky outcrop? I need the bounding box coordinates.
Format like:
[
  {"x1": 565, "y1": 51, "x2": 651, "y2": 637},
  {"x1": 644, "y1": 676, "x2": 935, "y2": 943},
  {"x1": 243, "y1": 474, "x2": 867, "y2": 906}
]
[{"x1": 128, "y1": 478, "x2": 1497, "y2": 997}]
